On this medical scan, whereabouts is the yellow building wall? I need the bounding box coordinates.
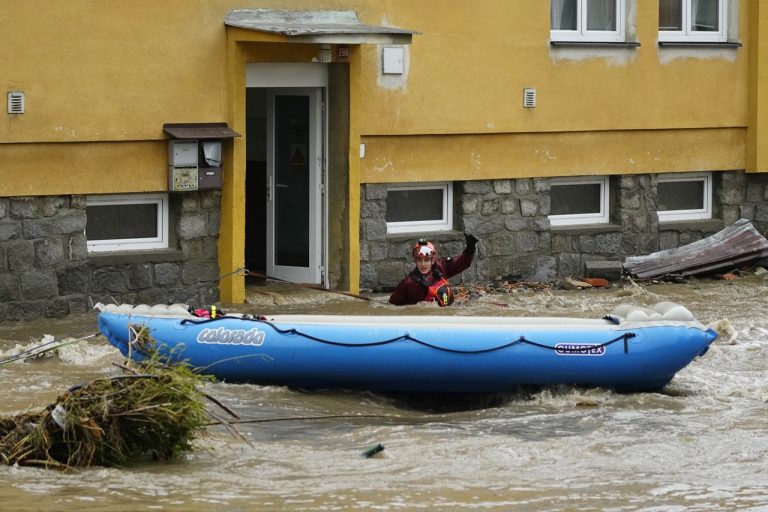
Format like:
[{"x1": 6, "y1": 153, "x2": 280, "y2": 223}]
[
  {"x1": 748, "y1": 0, "x2": 768, "y2": 171},
  {"x1": 0, "y1": 0, "x2": 762, "y2": 300},
  {"x1": 0, "y1": 141, "x2": 166, "y2": 194},
  {"x1": 353, "y1": 0, "x2": 751, "y2": 181},
  {"x1": 355, "y1": 1, "x2": 748, "y2": 136},
  {"x1": 362, "y1": 128, "x2": 746, "y2": 184},
  {"x1": 1, "y1": 1, "x2": 752, "y2": 158}
]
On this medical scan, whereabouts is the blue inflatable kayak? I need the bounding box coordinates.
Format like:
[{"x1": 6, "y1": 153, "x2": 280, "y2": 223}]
[{"x1": 96, "y1": 302, "x2": 717, "y2": 393}]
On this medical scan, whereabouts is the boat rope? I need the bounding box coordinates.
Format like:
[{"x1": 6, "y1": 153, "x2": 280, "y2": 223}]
[{"x1": 182, "y1": 317, "x2": 637, "y2": 354}]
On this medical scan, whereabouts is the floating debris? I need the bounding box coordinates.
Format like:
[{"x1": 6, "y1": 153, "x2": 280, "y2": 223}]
[
  {"x1": 362, "y1": 443, "x2": 385, "y2": 458},
  {"x1": 561, "y1": 276, "x2": 593, "y2": 290},
  {"x1": 624, "y1": 219, "x2": 768, "y2": 280},
  {"x1": 455, "y1": 280, "x2": 554, "y2": 302},
  {"x1": 0, "y1": 333, "x2": 100, "y2": 367},
  {"x1": 580, "y1": 277, "x2": 610, "y2": 288},
  {"x1": 0, "y1": 355, "x2": 214, "y2": 469}
]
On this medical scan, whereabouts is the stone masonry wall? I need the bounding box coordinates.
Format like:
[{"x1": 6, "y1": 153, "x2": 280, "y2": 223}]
[
  {"x1": 0, "y1": 192, "x2": 220, "y2": 321},
  {"x1": 360, "y1": 171, "x2": 768, "y2": 292}
]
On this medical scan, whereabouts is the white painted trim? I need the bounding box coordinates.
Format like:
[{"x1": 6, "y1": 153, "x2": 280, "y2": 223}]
[
  {"x1": 86, "y1": 193, "x2": 169, "y2": 252},
  {"x1": 386, "y1": 182, "x2": 454, "y2": 234},
  {"x1": 657, "y1": 172, "x2": 712, "y2": 222},
  {"x1": 658, "y1": 0, "x2": 728, "y2": 43},
  {"x1": 549, "y1": 176, "x2": 610, "y2": 226},
  {"x1": 246, "y1": 63, "x2": 328, "y2": 88},
  {"x1": 550, "y1": 0, "x2": 626, "y2": 43}
]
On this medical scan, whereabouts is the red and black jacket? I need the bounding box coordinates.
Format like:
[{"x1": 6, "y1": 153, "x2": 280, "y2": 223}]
[{"x1": 388, "y1": 249, "x2": 474, "y2": 306}]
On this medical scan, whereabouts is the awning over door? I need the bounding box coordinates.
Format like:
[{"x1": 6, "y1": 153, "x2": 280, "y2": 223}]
[
  {"x1": 163, "y1": 123, "x2": 241, "y2": 139},
  {"x1": 225, "y1": 9, "x2": 418, "y2": 45}
]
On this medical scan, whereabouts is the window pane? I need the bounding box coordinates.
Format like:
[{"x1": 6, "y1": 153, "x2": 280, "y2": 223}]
[
  {"x1": 658, "y1": 181, "x2": 704, "y2": 211},
  {"x1": 691, "y1": 0, "x2": 719, "y2": 32},
  {"x1": 587, "y1": 0, "x2": 616, "y2": 31},
  {"x1": 86, "y1": 203, "x2": 158, "y2": 241},
  {"x1": 274, "y1": 94, "x2": 310, "y2": 268},
  {"x1": 550, "y1": 183, "x2": 601, "y2": 215},
  {"x1": 386, "y1": 189, "x2": 444, "y2": 223},
  {"x1": 659, "y1": 0, "x2": 682, "y2": 30},
  {"x1": 551, "y1": 0, "x2": 577, "y2": 30}
]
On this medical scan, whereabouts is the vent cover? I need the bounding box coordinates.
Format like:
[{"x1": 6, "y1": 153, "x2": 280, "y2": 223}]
[
  {"x1": 7, "y1": 91, "x2": 24, "y2": 114},
  {"x1": 523, "y1": 88, "x2": 536, "y2": 108}
]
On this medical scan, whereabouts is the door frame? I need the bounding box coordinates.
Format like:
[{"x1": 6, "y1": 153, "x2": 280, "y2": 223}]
[
  {"x1": 266, "y1": 87, "x2": 324, "y2": 284},
  {"x1": 246, "y1": 63, "x2": 328, "y2": 286}
]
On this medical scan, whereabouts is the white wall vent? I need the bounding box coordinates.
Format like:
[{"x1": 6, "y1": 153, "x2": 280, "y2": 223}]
[
  {"x1": 523, "y1": 88, "x2": 536, "y2": 108},
  {"x1": 7, "y1": 91, "x2": 24, "y2": 114}
]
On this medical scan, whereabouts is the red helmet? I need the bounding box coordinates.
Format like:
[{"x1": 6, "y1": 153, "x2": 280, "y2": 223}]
[{"x1": 413, "y1": 239, "x2": 436, "y2": 259}]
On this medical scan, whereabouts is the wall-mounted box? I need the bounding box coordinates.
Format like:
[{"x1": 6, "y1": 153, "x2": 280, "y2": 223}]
[
  {"x1": 382, "y1": 46, "x2": 404, "y2": 74},
  {"x1": 163, "y1": 123, "x2": 240, "y2": 193},
  {"x1": 169, "y1": 165, "x2": 222, "y2": 191},
  {"x1": 198, "y1": 167, "x2": 222, "y2": 189},
  {"x1": 169, "y1": 166, "x2": 199, "y2": 192},
  {"x1": 169, "y1": 140, "x2": 199, "y2": 167}
]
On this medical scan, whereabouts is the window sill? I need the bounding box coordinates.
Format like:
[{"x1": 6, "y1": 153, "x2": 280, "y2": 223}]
[
  {"x1": 658, "y1": 219, "x2": 724, "y2": 232},
  {"x1": 387, "y1": 230, "x2": 464, "y2": 244},
  {"x1": 550, "y1": 41, "x2": 640, "y2": 49},
  {"x1": 658, "y1": 41, "x2": 741, "y2": 49},
  {"x1": 88, "y1": 249, "x2": 184, "y2": 266},
  {"x1": 550, "y1": 223, "x2": 622, "y2": 235}
]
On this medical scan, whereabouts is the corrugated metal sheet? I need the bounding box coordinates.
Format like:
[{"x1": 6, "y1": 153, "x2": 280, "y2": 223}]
[
  {"x1": 624, "y1": 219, "x2": 768, "y2": 279},
  {"x1": 225, "y1": 9, "x2": 418, "y2": 44}
]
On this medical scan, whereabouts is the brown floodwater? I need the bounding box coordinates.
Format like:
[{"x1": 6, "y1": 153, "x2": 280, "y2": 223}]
[{"x1": 1, "y1": 277, "x2": 767, "y2": 511}]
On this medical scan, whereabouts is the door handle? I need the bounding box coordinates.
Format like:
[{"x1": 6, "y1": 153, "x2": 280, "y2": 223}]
[{"x1": 266, "y1": 175, "x2": 272, "y2": 202}]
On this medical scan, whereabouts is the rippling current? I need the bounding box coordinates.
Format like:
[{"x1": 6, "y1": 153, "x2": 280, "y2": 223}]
[{"x1": 0, "y1": 278, "x2": 767, "y2": 511}]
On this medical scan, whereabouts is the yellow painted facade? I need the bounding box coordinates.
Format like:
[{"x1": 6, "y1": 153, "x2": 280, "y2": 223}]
[
  {"x1": 1, "y1": 0, "x2": 766, "y2": 302},
  {"x1": 747, "y1": 0, "x2": 768, "y2": 171}
]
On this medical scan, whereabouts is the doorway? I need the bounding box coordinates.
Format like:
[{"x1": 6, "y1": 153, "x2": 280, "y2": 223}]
[
  {"x1": 267, "y1": 88, "x2": 323, "y2": 283},
  {"x1": 245, "y1": 65, "x2": 327, "y2": 285}
]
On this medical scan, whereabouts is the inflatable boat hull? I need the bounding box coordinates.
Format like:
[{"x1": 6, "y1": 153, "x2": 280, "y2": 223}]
[{"x1": 96, "y1": 303, "x2": 717, "y2": 393}]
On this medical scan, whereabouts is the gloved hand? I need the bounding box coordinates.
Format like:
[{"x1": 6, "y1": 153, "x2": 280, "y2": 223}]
[{"x1": 464, "y1": 233, "x2": 479, "y2": 253}]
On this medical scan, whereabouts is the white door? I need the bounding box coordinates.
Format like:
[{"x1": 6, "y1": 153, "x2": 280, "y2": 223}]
[{"x1": 266, "y1": 88, "x2": 323, "y2": 284}]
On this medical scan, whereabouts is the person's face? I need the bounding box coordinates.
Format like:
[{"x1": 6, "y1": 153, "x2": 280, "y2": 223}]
[{"x1": 415, "y1": 256, "x2": 433, "y2": 275}]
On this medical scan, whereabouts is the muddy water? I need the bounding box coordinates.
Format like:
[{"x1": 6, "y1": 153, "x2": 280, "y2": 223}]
[{"x1": 1, "y1": 278, "x2": 767, "y2": 511}]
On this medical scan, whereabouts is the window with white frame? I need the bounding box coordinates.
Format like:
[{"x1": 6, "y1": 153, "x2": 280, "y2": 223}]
[
  {"x1": 549, "y1": 176, "x2": 610, "y2": 226},
  {"x1": 385, "y1": 183, "x2": 453, "y2": 234},
  {"x1": 659, "y1": 0, "x2": 727, "y2": 42},
  {"x1": 657, "y1": 172, "x2": 712, "y2": 222},
  {"x1": 86, "y1": 193, "x2": 170, "y2": 252},
  {"x1": 550, "y1": 0, "x2": 626, "y2": 43}
]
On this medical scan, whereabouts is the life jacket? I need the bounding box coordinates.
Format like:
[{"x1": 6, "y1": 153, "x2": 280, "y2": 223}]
[
  {"x1": 188, "y1": 305, "x2": 224, "y2": 318},
  {"x1": 427, "y1": 276, "x2": 454, "y2": 307},
  {"x1": 410, "y1": 268, "x2": 455, "y2": 307}
]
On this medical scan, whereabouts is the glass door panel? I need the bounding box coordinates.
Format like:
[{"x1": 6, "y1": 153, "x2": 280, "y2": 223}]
[{"x1": 266, "y1": 89, "x2": 322, "y2": 284}]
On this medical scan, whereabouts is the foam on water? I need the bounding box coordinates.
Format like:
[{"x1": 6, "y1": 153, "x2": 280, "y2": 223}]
[{"x1": 2, "y1": 278, "x2": 768, "y2": 511}]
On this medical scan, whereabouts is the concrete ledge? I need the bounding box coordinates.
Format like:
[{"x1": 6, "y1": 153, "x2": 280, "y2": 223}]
[
  {"x1": 89, "y1": 249, "x2": 184, "y2": 266},
  {"x1": 583, "y1": 260, "x2": 624, "y2": 281}
]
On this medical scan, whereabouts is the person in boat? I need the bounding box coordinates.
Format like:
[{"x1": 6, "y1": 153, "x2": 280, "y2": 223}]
[{"x1": 389, "y1": 233, "x2": 478, "y2": 306}]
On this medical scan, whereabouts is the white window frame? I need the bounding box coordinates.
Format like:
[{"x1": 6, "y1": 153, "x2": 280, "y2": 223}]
[
  {"x1": 385, "y1": 183, "x2": 453, "y2": 234},
  {"x1": 657, "y1": 172, "x2": 712, "y2": 222},
  {"x1": 658, "y1": 0, "x2": 728, "y2": 43},
  {"x1": 550, "y1": 0, "x2": 626, "y2": 43},
  {"x1": 86, "y1": 193, "x2": 169, "y2": 252},
  {"x1": 549, "y1": 176, "x2": 610, "y2": 227}
]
